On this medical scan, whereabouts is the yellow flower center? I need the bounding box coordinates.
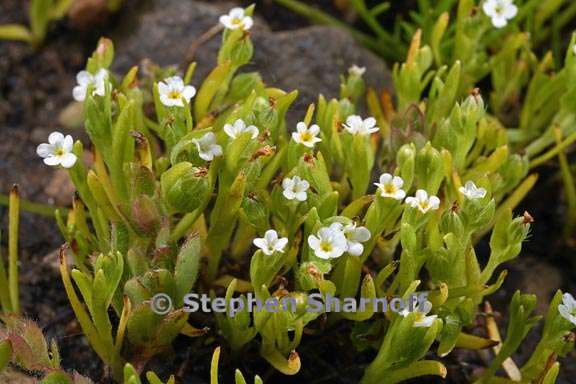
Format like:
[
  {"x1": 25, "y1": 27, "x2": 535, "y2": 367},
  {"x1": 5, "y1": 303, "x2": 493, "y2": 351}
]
[
  {"x1": 300, "y1": 132, "x2": 312, "y2": 142},
  {"x1": 420, "y1": 201, "x2": 429, "y2": 210},
  {"x1": 232, "y1": 18, "x2": 242, "y2": 25},
  {"x1": 168, "y1": 90, "x2": 181, "y2": 100},
  {"x1": 383, "y1": 184, "x2": 396, "y2": 194},
  {"x1": 320, "y1": 242, "x2": 332, "y2": 252},
  {"x1": 54, "y1": 148, "x2": 65, "y2": 156}
]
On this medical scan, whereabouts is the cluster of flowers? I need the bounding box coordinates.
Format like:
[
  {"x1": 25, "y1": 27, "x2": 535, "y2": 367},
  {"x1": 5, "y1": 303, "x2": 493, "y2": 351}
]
[
  {"x1": 35, "y1": 3, "x2": 576, "y2": 340},
  {"x1": 256, "y1": 175, "x2": 487, "y2": 261}
]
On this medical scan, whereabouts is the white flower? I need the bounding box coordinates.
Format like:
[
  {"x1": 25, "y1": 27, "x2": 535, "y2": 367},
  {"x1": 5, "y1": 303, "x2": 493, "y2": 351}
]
[
  {"x1": 253, "y1": 229, "x2": 288, "y2": 256},
  {"x1": 158, "y1": 76, "x2": 196, "y2": 108},
  {"x1": 343, "y1": 115, "x2": 379, "y2": 136},
  {"x1": 573, "y1": 44, "x2": 576, "y2": 56},
  {"x1": 219, "y1": 7, "x2": 253, "y2": 31},
  {"x1": 482, "y1": 0, "x2": 517, "y2": 28},
  {"x1": 405, "y1": 189, "x2": 440, "y2": 213},
  {"x1": 72, "y1": 69, "x2": 108, "y2": 102},
  {"x1": 401, "y1": 300, "x2": 437, "y2": 328},
  {"x1": 348, "y1": 65, "x2": 366, "y2": 77},
  {"x1": 459, "y1": 181, "x2": 487, "y2": 200},
  {"x1": 329, "y1": 222, "x2": 371, "y2": 256},
  {"x1": 36, "y1": 132, "x2": 77, "y2": 168},
  {"x1": 224, "y1": 119, "x2": 259, "y2": 140},
  {"x1": 282, "y1": 176, "x2": 310, "y2": 202},
  {"x1": 374, "y1": 173, "x2": 406, "y2": 200},
  {"x1": 308, "y1": 226, "x2": 348, "y2": 260},
  {"x1": 192, "y1": 132, "x2": 223, "y2": 161},
  {"x1": 292, "y1": 122, "x2": 322, "y2": 148},
  {"x1": 558, "y1": 293, "x2": 576, "y2": 326}
]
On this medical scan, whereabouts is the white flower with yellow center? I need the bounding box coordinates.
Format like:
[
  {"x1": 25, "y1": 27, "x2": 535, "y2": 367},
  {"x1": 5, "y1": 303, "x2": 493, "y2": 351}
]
[
  {"x1": 401, "y1": 300, "x2": 437, "y2": 327},
  {"x1": 482, "y1": 0, "x2": 517, "y2": 28},
  {"x1": 292, "y1": 122, "x2": 322, "y2": 148},
  {"x1": 459, "y1": 181, "x2": 487, "y2": 200},
  {"x1": 36, "y1": 132, "x2": 77, "y2": 168},
  {"x1": 158, "y1": 76, "x2": 196, "y2": 107},
  {"x1": 219, "y1": 8, "x2": 253, "y2": 31},
  {"x1": 405, "y1": 189, "x2": 440, "y2": 213},
  {"x1": 308, "y1": 226, "x2": 348, "y2": 260},
  {"x1": 282, "y1": 176, "x2": 310, "y2": 202},
  {"x1": 224, "y1": 119, "x2": 259, "y2": 140},
  {"x1": 253, "y1": 229, "x2": 288, "y2": 256},
  {"x1": 374, "y1": 173, "x2": 406, "y2": 200},
  {"x1": 329, "y1": 222, "x2": 371, "y2": 256},
  {"x1": 558, "y1": 293, "x2": 576, "y2": 326},
  {"x1": 343, "y1": 115, "x2": 379, "y2": 136},
  {"x1": 72, "y1": 69, "x2": 108, "y2": 102},
  {"x1": 192, "y1": 132, "x2": 223, "y2": 161}
]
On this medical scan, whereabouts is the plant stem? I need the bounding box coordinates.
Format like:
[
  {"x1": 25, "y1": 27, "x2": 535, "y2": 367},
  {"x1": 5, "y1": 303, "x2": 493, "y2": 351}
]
[
  {"x1": 0, "y1": 231, "x2": 12, "y2": 312},
  {"x1": 0, "y1": 193, "x2": 67, "y2": 217},
  {"x1": 8, "y1": 185, "x2": 19, "y2": 313}
]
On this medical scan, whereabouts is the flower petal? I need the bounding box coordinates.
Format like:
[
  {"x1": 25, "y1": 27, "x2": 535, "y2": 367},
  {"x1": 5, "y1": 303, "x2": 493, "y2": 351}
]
[
  {"x1": 307, "y1": 235, "x2": 320, "y2": 250},
  {"x1": 283, "y1": 189, "x2": 296, "y2": 200},
  {"x1": 354, "y1": 227, "x2": 371, "y2": 242},
  {"x1": 48, "y1": 131, "x2": 64, "y2": 145},
  {"x1": 63, "y1": 135, "x2": 74, "y2": 152},
  {"x1": 415, "y1": 189, "x2": 428, "y2": 201},
  {"x1": 347, "y1": 242, "x2": 364, "y2": 256},
  {"x1": 182, "y1": 85, "x2": 196, "y2": 101},
  {"x1": 60, "y1": 153, "x2": 78, "y2": 168},
  {"x1": 428, "y1": 196, "x2": 440, "y2": 210},
  {"x1": 393, "y1": 189, "x2": 406, "y2": 200},
  {"x1": 76, "y1": 71, "x2": 92, "y2": 86},
  {"x1": 295, "y1": 191, "x2": 307, "y2": 201},
  {"x1": 43, "y1": 156, "x2": 61, "y2": 166},
  {"x1": 72, "y1": 85, "x2": 87, "y2": 102},
  {"x1": 36, "y1": 143, "x2": 53, "y2": 158},
  {"x1": 282, "y1": 178, "x2": 294, "y2": 190}
]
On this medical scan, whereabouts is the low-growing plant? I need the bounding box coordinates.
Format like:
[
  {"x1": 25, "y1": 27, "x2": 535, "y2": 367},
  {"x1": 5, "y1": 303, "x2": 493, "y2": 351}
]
[
  {"x1": 276, "y1": 0, "x2": 576, "y2": 241},
  {"x1": 1, "y1": 3, "x2": 573, "y2": 383}
]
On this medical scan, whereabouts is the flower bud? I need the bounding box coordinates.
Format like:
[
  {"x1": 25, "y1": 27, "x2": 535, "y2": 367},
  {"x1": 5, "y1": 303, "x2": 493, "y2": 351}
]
[
  {"x1": 241, "y1": 192, "x2": 269, "y2": 232},
  {"x1": 161, "y1": 162, "x2": 210, "y2": 213},
  {"x1": 397, "y1": 143, "x2": 416, "y2": 190},
  {"x1": 415, "y1": 142, "x2": 443, "y2": 194},
  {"x1": 461, "y1": 89, "x2": 485, "y2": 118},
  {"x1": 131, "y1": 194, "x2": 160, "y2": 236}
]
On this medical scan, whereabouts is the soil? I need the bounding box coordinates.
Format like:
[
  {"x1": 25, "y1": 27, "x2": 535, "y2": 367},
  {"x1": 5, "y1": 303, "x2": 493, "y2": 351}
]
[{"x1": 0, "y1": 0, "x2": 574, "y2": 383}]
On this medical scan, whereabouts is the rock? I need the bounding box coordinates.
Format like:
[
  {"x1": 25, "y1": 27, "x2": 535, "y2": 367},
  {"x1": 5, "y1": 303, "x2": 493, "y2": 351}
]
[
  {"x1": 495, "y1": 257, "x2": 563, "y2": 315},
  {"x1": 113, "y1": 0, "x2": 392, "y2": 124},
  {"x1": 43, "y1": 169, "x2": 76, "y2": 206}
]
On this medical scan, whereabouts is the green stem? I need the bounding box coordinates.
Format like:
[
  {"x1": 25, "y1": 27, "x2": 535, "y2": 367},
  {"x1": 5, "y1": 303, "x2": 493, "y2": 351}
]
[
  {"x1": 171, "y1": 210, "x2": 203, "y2": 243},
  {"x1": 0, "y1": 193, "x2": 67, "y2": 217},
  {"x1": 554, "y1": 130, "x2": 576, "y2": 237},
  {"x1": 8, "y1": 186, "x2": 19, "y2": 313},
  {"x1": 0, "y1": 230, "x2": 12, "y2": 312},
  {"x1": 529, "y1": 129, "x2": 576, "y2": 168}
]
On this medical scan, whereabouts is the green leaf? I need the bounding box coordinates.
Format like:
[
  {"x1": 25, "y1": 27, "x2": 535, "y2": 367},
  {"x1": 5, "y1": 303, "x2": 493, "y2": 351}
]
[
  {"x1": 174, "y1": 234, "x2": 201, "y2": 304},
  {"x1": 0, "y1": 24, "x2": 32, "y2": 42}
]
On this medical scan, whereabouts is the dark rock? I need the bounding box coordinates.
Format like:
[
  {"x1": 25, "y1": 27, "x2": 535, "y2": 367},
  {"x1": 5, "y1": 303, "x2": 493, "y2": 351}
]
[{"x1": 113, "y1": 0, "x2": 392, "y2": 124}]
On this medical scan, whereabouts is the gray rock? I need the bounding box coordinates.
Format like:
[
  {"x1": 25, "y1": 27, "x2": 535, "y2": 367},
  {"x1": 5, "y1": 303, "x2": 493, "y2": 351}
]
[{"x1": 113, "y1": 0, "x2": 392, "y2": 123}]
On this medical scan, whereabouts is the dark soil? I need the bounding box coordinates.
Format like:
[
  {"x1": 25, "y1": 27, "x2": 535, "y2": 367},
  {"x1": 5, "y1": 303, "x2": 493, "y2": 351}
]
[{"x1": 0, "y1": 0, "x2": 574, "y2": 383}]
